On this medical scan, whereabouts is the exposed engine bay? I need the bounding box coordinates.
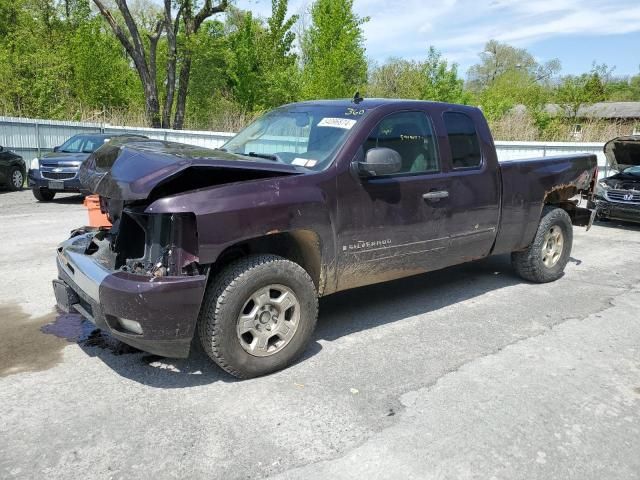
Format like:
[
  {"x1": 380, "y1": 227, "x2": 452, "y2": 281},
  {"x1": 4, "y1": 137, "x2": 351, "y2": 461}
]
[
  {"x1": 595, "y1": 135, "x2": 640, "y2": 223},
  {"x1": 600, "y1": 135, "x2": 640, "y2": 195},
  {"x1": 599, "y1": 177, "x2": 640, "y2": 191},
  {"x1": 72, "y1": 205, "x2": 201, "y2": 278}
]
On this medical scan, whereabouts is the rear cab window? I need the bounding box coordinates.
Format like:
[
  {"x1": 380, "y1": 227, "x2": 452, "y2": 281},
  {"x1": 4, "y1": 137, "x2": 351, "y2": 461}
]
[{"x1": 443, "y1": 112, "x2": 482, "y2": 169}]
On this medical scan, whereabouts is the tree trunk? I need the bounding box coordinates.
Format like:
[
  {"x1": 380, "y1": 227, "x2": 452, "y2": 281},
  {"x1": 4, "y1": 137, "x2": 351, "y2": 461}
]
[
  {"x1": 173, "y1": 0, "x2": 229, "y2": 130},
  {"x1": 93, "y1": 0, "x2": 163, "y2": 128},
  {"x1": 173, "y1": 56, "x2": 191, "y2": 130},
  {"x1": 94, "y1": 0, "x2": 227, "y2": 129},
  {"x1": 144, "y1": 79, "x2": 162, "y2": 128},
  {"x1": 162, "y1": 1, "x2": 180, "y2": 129}
]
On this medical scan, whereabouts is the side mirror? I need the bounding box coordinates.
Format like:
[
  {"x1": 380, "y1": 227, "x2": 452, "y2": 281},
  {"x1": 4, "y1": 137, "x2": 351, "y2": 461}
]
[
  {"x1": 53, "y1": 146, "x2": 60, "y2": 152},
  {"x1": 0, "y1": 145, "x2": 4, "y2": 152},
  {"x1": 357, "y1": 147, "x2": 402, "y2": 177}
]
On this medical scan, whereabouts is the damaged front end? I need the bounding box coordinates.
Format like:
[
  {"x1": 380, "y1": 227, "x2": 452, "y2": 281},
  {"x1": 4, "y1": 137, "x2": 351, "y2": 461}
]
[
  {"x1": 90, "y1": 205, "x2": 202, "y2": 278},
  {"x1": 594, "y1": 136, "x2": 640, "y2": 224},
  {"x1": 53, "y1": 138, "x2": 301, "y2": 357},
  {"x1": 54, "y1": 206, "x2": 207, "y2": 357}
]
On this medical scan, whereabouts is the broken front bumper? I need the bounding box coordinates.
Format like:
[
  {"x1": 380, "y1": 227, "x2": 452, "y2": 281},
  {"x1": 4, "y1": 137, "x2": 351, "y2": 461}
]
[
  {"x1": 53, "y1": 233, "x2": 207, "y2": 357},
  {"x1": 595, "y1": 198, "x2": 640, "y2": 224}
]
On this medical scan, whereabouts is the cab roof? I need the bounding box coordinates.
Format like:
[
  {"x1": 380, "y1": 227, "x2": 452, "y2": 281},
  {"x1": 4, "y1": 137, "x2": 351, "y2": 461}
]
[{"x1": 286, "y1": 98, "x2": 473, "y2": 110}]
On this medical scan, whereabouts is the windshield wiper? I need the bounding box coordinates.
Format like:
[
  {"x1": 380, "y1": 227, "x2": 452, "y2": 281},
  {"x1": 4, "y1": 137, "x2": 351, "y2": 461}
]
[{"x1": 247, "y1": 152, "x2": 281, "y2": 162}]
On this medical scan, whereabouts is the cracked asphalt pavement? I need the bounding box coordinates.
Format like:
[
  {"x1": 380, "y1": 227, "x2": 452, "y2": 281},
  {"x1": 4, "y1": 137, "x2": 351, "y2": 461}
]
[{"x1": 1, "y1": 189, "x2": 639, "y2": 480}]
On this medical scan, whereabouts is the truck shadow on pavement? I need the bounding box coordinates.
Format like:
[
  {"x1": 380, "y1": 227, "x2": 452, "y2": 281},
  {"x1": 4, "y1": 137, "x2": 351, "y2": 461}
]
[
  {"x1": 72, "y1": 254, "x2": 529, "y2": 388},
  {"x1": 315, "y1": 254, "x2": 521, "y2": 343}
]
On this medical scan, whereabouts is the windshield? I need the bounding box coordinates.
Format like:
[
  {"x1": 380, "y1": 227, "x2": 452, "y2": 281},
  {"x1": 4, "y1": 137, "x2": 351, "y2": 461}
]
[
  {"x1": 623, "y1": 165, "x2": 640, "y2": 176},
  {"x1": 222, "y1": 104, "x2": 368, "y2": 170},
  {"x1": 59, "y1": 135, "x2": 109, "y2": 153}
]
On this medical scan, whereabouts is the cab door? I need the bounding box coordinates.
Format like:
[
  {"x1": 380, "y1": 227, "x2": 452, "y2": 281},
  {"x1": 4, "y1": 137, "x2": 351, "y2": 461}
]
[
  {"x1": 335, "y1": 110, "x2": 454, "y2": 291},
  {"x1": 440, "y1": 110, "x2": 500, "y2": 263}
]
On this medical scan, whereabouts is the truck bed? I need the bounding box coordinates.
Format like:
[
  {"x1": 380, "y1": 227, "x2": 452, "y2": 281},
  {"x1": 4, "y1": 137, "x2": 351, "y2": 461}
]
[{"x1": 493, "y1": 153, "x2": 597, "y2": 255}]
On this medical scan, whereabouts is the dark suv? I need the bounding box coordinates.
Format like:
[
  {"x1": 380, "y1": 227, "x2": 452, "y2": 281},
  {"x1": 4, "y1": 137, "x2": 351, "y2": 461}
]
[
  {"x1": 28, "y1": 133, "x2": 146, "y2": 201},
  {"x1": 0, "y1": 145, "x2": 26, "y2": 191}
]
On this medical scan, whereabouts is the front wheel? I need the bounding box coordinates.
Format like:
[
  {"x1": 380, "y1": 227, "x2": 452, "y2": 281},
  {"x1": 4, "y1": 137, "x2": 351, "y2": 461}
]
[
  {"x1": 511, "y1": 206, "x2": 573, "y2": 283},
  {"x1": 7, "y1": 167, "x2": 24, "y2": 191},
  {"x1": 198, "y1": 254, "x2": 318, "y2": 378}
]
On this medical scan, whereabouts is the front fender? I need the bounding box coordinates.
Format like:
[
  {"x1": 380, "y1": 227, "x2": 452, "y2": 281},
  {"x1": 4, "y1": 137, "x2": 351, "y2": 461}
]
[{"x1": 145, "y1": 175, "x2": 336, "y2": 266}]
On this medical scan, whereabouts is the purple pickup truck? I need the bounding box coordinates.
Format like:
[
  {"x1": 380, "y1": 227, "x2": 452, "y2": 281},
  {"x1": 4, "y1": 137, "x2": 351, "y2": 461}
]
[{"x1": 53, "y1": 99, "x2": 598, "y2": 378}]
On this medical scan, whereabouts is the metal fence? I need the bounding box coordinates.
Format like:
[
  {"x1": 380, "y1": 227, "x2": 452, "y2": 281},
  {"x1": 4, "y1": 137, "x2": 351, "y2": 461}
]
[
  {"x1": 0, "y1": 116, "x2": 234, "y2": 162},
  {"x1": 496, "y1": 140, "x2": 608, "y2": 178},
  {"x1": 0, "y1": 115, "x2": 609, "y2": 177}
]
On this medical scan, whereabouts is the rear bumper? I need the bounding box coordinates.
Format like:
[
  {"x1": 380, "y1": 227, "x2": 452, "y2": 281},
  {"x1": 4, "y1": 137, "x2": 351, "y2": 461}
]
[
  {"x1": 595, "y1": 198, "x2": 640, "y2": 224},
  {"x1": 54, "y1": 233, "x2": 207, "y2": 357}
]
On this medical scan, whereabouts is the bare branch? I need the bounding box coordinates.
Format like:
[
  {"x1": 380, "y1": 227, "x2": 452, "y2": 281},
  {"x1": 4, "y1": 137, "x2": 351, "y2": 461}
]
[
  {"x1": 194, "y1": 0, "x2": 228, "y2": 31},
  {"x1": 114, "y1": 0, "x2": 148, "y2": 69},
  {"x1": 92, "y1": 0, "x2": 137, "y2": 62},
  {"x1": 148, "y1": 19, "x2": 164, "y2": 85}
]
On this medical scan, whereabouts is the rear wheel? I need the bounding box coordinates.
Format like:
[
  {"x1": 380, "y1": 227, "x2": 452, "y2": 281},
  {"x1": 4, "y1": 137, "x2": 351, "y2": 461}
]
[
  {"x1": 511, "y1": 206, "x2": 573, "y2": 283},
  {"x1": 198, "y1": 254, "x2": 318, "y2": 378},
  {"x1": 7, "y1": 167, "x2": 24, "y2": 191},
  {"x1": 33, "y1": 188, "x2": 55, "y2": 201}
]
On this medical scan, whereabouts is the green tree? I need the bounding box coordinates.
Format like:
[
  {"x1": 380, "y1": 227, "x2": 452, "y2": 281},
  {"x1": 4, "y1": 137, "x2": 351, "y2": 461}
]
[
  {"x1": 301, "y1": 0, "x2": 368, "y2": 99},
  {"x1": 367, "y1": 47, "x2": 469, "y2": 104},
  {"x1": 606, "y1": 74, "x2": 640, "y2": 101},
  {"x1": 259, "y1": 0, "x2": 300, "y2": 107},
  {"x1": 0, "y1": 0, "x2": 73, "y2": 117},
  {"x1": 92, "y1": 0, "x2": 229, "y2": 128},
  {"x1": 367, "y1": 58, "x2": 424, "y2": 99},
  {"x1": 227, "y1": 0, "x2": 300, "y2": 112},
  {"x1": 186, "y1": 19, "x2": 231, "y2": 125},
  {"x1": 68, "y1": 17, "x2": 141, "y2": 111},
  {"x1": 421, "y1": 47, "x2": 469, "y2": 103},
  {"x1": 227, "y1": 11, "x2": 261, "y2": 111},
  {"x1": 467, "y1": 39, "x2": 560, "y2": 92},
  {"x1": 556, "y1": 66, "x2": 608, "y2": 119}
]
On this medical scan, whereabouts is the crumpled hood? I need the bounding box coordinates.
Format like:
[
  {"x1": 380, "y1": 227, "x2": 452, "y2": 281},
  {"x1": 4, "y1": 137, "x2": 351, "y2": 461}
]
[
  {"x1": 604, "y1": 136, "x2": 640, "y2": 172},
  {"x1": 79, "y1": 138, "x2": 301, "y2": 201}
]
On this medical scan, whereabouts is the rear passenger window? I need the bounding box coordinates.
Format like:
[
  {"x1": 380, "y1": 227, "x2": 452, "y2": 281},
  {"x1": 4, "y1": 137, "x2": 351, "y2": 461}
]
[
  {"x1": 443, "y1": 112, "x2": 482, "y2": 169},
  {"x1": 364, "y1": 111, "x2": 439, "y2": 174}
]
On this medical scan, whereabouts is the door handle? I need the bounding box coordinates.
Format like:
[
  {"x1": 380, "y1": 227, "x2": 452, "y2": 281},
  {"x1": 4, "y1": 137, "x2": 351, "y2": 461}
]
[{"x1": 422, "y1": 190, "x2": 449, "y2": 201}]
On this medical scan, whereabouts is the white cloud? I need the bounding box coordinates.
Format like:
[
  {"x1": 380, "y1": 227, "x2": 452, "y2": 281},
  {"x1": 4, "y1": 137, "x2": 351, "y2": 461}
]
[{"x1": 235, "y1": 0, "x2": 640, "y2": 72}]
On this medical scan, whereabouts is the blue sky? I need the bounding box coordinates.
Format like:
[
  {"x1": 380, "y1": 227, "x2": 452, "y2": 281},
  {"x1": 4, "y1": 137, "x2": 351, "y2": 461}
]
[{"x1": 236, "y1": 0, "x2": 640, "y2": 77}]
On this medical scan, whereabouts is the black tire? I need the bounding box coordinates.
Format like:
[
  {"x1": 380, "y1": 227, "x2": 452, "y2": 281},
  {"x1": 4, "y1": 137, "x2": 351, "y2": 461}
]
[
  {"x1": 7, "y1": 167, "x2": 24, "y2": 191},
  {"x1": 198, "y1": 254, "x2": 318, "y2": 378},
  {"x1": 33, "y1": 188, "x2": 55, "y2": 201},
  {"x1": 511, "y1": 206, "x2": 573, "y2": 283}
]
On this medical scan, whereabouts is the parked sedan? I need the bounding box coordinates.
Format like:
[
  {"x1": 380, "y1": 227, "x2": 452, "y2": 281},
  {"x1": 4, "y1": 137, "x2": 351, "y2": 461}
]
[
  {"x1": 0, "y1": 145, "x2": 26, "y2": 191},
  {"x1": 28, "y1": 133, "x2": 146, "y2": 201},
  {"x1": 593, "y1": 136, "x2": 640, "y2": 224}
]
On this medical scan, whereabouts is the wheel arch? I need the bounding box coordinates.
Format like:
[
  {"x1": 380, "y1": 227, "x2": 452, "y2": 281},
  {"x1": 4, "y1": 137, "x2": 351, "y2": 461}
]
[
  {"x1": 543, "y1": 186, "x2": 592, "y2": 227},
  {"x1": 209, "y1": 229, "x2": 325, "y2": 294}
]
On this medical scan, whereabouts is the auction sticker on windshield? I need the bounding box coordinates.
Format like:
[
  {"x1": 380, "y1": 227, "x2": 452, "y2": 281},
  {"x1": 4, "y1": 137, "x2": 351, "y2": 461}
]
[
  {"x1": 292, "y1": 158, "x2": 318, "y2": 167},
  {"x1": 318, "y1": 118, "x2": 357, "y2": 129}
]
